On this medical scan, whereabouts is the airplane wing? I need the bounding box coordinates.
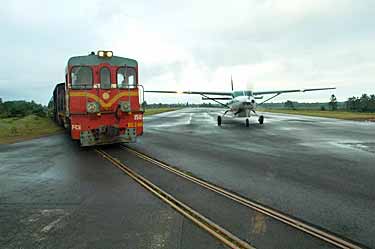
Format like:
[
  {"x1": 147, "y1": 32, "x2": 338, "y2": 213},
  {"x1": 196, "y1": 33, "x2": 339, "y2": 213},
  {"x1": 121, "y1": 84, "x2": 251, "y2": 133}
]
[
  {"x1": 253, "y1": 87, "x2": 336, "y2": 96},
  {"x1": 145, "y1": 90, "x2": 232, "y2": 108},
  {"x1": 145, "y1": 90, "x2": 232, "y2": 96}
]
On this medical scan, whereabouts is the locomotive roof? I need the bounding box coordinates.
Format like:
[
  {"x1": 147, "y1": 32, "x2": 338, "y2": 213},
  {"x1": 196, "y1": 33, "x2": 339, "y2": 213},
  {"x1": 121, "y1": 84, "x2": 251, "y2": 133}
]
[{"x1": 67, "y1": 54, "x2": 138, "y2": 67}]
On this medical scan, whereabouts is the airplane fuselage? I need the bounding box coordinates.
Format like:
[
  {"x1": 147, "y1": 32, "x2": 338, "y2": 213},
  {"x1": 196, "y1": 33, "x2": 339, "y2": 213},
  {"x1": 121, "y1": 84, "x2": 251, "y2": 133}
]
[{"x1": 228, "y1": 95, "x2": 257, "y2": 117}]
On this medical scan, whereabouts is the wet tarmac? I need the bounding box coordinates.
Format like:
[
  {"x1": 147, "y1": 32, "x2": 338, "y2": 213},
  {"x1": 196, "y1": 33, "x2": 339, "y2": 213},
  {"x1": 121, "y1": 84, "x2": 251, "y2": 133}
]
[
  {"x1": 0, "y1": 108, "x2": 374, "y2": 248},
  {"x1": 103, "y1": 145, "x2": 339, "y2": 249},
  {"x1": 130, "y1": 108, "x2": 375, "y2": 248},
  {"x1": 0, "y1": 135, "x2": 224, "y2": 249}
]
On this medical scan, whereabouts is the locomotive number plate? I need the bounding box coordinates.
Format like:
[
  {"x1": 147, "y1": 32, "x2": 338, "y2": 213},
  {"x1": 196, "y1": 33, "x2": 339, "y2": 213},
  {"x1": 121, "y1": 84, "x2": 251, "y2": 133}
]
[{"x1": 72, "y1": 124, "x2": 81, "y2": 130}]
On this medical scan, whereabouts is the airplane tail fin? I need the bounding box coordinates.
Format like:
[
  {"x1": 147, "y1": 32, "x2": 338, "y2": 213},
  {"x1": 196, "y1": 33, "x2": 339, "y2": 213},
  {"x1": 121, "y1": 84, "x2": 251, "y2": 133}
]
[{"x1": 231, "y1": 75, "x2": 234, "y2": 91}]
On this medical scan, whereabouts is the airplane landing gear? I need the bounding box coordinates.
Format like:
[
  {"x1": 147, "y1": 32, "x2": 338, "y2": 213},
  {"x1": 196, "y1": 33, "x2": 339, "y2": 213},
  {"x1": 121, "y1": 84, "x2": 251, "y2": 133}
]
[
  {"x1": 258, "y1": 115, "x2": 264, "y2": 125},
  {"x1": 246, "y1": 118, "x2": 250, "y2": 127},
  {"x1": 217, "y1": 116, "x2": 222, "y2": 126}
]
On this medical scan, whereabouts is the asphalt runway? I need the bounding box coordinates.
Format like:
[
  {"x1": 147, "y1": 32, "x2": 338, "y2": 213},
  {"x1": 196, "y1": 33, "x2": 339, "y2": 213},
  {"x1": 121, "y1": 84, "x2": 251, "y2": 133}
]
[
  {"x1": 0, "y1": 135, "x2": 223, "y2": 249},
  {"x1": 0, "y1": 108, "x2": 374, "y2": 248},
  {"x1": 129, "y1": 108, "x2": 375, "y2": 248}
]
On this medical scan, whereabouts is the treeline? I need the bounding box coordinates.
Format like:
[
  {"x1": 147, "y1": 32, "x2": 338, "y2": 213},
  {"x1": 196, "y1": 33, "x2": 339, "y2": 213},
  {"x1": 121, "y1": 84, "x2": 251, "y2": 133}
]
[
  {"x1": 346, "y1": 94, "x2": 375, "y2": 112},
  {"x1": 0, "y1": 99, "x2": 46, "y2": 118},
  {"x1": 263, "y1": 93, "x2": 375, "y2": 112},
  {"x1": 262, "y1": 102, "x2": 346, "y2": 110}
]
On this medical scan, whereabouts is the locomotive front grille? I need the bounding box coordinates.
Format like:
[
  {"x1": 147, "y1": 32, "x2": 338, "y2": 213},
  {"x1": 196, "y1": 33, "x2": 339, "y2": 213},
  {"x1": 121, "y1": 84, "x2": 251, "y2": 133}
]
[{"x1": 80, "y1": 125, "x2": 136, "y2": 146}]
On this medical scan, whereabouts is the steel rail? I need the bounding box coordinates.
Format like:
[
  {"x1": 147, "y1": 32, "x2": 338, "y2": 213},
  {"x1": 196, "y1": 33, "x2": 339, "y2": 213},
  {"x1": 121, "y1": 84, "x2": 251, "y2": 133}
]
[
  {"x1": 121, "y1": 145, "x2": 366, "y2": 249},
  {"x1": 95, "y1": 149, "x2": 254, "y2": 249}
]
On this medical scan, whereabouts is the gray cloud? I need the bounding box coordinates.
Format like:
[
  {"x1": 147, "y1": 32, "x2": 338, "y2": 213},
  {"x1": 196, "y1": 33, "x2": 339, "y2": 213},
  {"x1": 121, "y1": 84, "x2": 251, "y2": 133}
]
[{"x1": 0, "y1": 0, "x2": 374, "y2": 104}]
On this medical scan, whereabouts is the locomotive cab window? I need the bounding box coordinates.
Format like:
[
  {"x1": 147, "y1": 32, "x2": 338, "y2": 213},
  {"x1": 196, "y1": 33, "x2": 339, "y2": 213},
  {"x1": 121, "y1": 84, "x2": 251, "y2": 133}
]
[
  {"x1": 100, "y1": 67, "x2": 111, "y2": 89},
  {"x1": 71, "y1": 66, "x2": 93, "y2": 89},
  {"x1": 117, "y1": 67, "x2": 137, "y2": 88}
]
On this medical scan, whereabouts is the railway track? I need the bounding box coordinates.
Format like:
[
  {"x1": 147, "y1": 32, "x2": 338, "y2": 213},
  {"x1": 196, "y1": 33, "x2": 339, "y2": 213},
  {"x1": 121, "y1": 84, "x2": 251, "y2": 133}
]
[
  {"x1": 95, "y1": 148, "x2": 254, "y2": 249},
  {"x1": 96, "y1": 146, "x2": 367, "y2": 249}
]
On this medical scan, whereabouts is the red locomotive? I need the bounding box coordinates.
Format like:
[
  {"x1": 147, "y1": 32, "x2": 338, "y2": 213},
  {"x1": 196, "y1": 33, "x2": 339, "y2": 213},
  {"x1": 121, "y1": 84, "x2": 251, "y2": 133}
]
[{"x1": 51, "y1": 51, "x2": 144, "y2": 146}]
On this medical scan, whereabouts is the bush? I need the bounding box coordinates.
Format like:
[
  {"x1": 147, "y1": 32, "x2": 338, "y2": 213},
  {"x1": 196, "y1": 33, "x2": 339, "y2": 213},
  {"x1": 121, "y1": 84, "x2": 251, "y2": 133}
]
[{"x1": 0, "y1": 100, "x2": 47, "y2": 118}]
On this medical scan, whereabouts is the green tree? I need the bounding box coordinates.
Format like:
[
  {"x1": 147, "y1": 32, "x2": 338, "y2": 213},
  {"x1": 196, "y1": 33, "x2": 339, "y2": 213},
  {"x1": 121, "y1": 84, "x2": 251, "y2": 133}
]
[
  {"x1": 328, "y1": 94, "x2": 338, "y2": 111},
  {"x1": 284, "y1": 100, "x2": 295, "y2": 110},
  {"x1": 0, "y1": 98, "x2": 4, "y2": 117},
  {"x1": 369, "y1": 95, "x2": 375, "y2": 112},
  {"x1": 359, "y1": 94, "x2": 370, "y2": 112},
  {"x1": 346, "y1": 97, "x2": 357, "y2": 111}
]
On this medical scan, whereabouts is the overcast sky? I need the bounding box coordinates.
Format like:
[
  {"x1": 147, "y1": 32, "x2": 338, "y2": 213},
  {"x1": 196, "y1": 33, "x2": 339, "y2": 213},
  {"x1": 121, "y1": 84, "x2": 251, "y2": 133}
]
[{"x1": 0, "y1": 0, "x2": 374, "y2": 104}]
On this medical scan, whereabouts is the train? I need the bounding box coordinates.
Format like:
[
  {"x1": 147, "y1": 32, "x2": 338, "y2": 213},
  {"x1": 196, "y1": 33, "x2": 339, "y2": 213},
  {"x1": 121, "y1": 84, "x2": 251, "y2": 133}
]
[{"x1": 50, "y1": 51, "x2": 144, "y2": 146}]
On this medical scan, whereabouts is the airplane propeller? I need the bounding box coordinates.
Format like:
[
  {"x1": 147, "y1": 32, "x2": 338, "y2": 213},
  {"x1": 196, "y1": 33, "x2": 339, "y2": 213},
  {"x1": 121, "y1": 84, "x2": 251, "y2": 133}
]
[{"x1": 231, "y1": 75, "x2": 234, "y2": 91}]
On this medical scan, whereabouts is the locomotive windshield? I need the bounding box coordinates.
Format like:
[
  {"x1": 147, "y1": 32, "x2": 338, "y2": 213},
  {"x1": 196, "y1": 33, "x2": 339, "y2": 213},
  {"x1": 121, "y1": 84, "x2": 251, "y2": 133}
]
[
  {"x1": 117, "y1": 67, "x2": 137, "y2": 88},
  {"x1": 71, "y1": 66, "x2": 93, "y2": 89},
  {"x1": 100, "y1": 67, "x2": 111, "y2": 89}
]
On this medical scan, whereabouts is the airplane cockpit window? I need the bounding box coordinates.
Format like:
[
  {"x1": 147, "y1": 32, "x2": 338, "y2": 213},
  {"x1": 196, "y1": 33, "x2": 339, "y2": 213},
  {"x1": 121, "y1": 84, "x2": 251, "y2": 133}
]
[
  {"x1": 233, "y1": 91, "x2": 253, "y2": 97},
  {"x1": 244, "y1": 91, "x2": 253, "y2": 96},
  {"x1": 233, "y1": 91, "x2": 244, "y2": 97}
]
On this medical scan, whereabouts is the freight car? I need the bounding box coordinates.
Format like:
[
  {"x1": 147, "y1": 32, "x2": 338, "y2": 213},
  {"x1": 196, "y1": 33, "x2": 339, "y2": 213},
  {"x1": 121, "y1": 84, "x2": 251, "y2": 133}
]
[{"x1": 51, "y1": 51, "x2": 144, "y2": 146}]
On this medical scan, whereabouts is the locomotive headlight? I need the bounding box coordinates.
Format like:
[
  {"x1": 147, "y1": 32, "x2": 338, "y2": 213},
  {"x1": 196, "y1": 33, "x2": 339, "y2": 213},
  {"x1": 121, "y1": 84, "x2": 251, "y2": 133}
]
[
  {"x1": 97, "y1": 50, "x2": 113, "y2": 58},
  {"x1": 98, "y1": 51, "x2": 105, "y2": 57},
  {"x1": 119, "y1": 101, "x2": 131, "y2": 112},
  {"x1": 86, "y1": 102, "x2": 100, "y2": 113}
]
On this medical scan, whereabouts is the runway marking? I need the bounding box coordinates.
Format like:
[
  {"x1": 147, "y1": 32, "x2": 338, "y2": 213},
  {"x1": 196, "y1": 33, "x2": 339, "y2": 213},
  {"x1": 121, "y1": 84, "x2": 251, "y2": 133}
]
[
  {"x1": 122, "y1": 145, "x2": 366, "y2": 249},
  {"x1": 41, "y1": 216, "x2": 65, "y2": 233},
  {"x1": 251, "y1": 213, "x2": 267, "y2": 235},
  {"x1": 95, "y1": 149, "x2": 254, "y2": 249},
  {"x1": 187, "y1": 113, "x2": 193, "y2": 124}
]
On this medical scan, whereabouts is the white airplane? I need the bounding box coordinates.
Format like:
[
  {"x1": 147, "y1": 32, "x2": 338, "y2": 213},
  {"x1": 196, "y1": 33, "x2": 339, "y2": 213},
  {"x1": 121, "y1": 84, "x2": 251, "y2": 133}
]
[{"x1": 145, "y1": 78, "x2": 335, "y2": 127}]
